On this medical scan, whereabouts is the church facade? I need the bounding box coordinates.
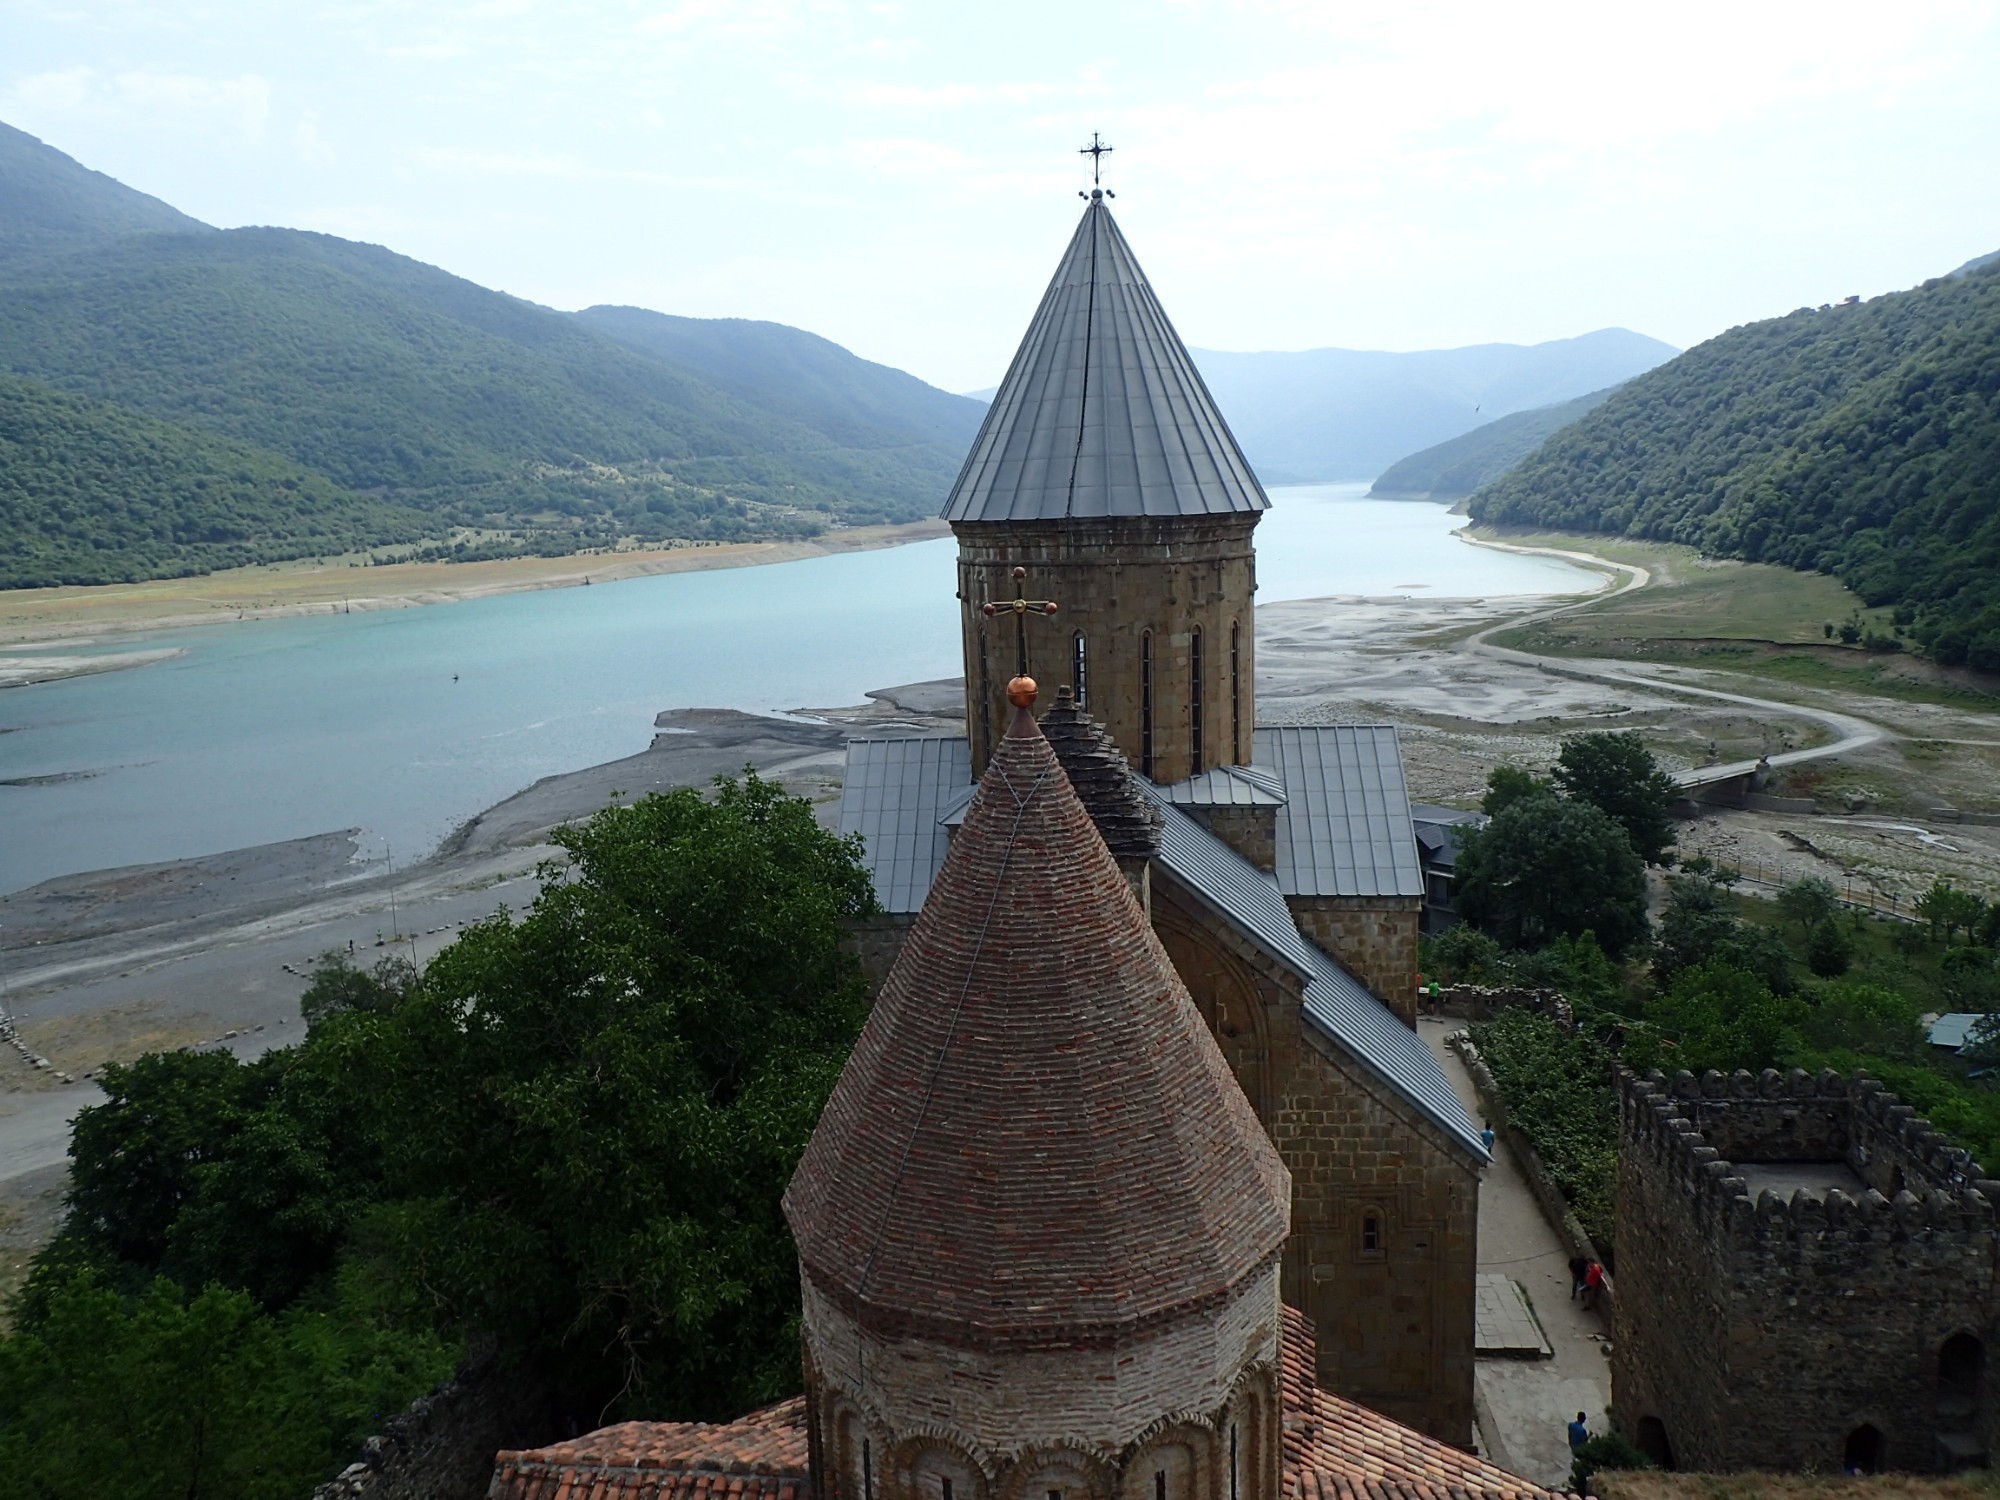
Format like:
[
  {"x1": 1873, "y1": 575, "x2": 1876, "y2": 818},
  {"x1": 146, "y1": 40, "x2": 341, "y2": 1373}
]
[{"x1": 836, "y1": 191, "x2": 1485, "y2": 1445}]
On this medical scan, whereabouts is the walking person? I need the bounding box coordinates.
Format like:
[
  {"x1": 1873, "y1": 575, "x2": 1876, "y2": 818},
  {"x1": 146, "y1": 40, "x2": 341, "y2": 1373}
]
[
  {"x1": 1568, "y1": 1412, "x2": 1590, "y2": 1452},
  {"x1": 1568, "y1": 1256, "x2": 1588, "y2": 1301},
  {"x1": 1479, "y1": 1120, "x2": 1496, "y2": 1154},
  {"x1": 1582, "y1": 1259, "x2": 1605, "y2": 1311}
]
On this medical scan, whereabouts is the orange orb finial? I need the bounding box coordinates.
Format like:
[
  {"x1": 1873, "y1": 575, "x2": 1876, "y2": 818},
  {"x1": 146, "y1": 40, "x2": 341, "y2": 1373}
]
[{"x1": 1006, "y1": 675, "x2": 1038, "y2": 707}]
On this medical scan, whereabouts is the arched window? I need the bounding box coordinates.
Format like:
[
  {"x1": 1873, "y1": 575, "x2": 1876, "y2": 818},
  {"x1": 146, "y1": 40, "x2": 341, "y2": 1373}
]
[
  {"x1": 1361, "y1": 1212, "x2": 1382, "y2": 1255},
  {"x1": 1140, "y1": 630, "x2": 1155, "y2": 780},
  {"x1": 1190, "y1": 627, "x2": 1205, "y2": 776},
  {"x1": 1230, "y1": 620, "x2": 1242, "y2": 763},
  {"x1": 1072, "y1": 631, "x2": 1088, "y2": 709}
]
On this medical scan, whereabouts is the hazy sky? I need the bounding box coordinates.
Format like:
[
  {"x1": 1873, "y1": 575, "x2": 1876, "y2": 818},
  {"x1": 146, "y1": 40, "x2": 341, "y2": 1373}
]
[{"x1": 5, "y1": 1, "x2": 1998, "y2": 392}]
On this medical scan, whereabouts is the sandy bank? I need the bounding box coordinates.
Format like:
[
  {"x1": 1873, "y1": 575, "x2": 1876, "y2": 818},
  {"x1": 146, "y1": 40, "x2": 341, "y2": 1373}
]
[{"x1": 0, "y1": 518, "x2": 952, "y2": 658}]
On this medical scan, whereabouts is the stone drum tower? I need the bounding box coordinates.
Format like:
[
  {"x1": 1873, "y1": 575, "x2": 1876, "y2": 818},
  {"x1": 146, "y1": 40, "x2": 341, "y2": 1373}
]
[
  {"x1": 944, "y1": 190, "x2": 1268, "y2": 783},
  {"x1": 784, "y1": 685, "x2": 1293, "y2": 1500}
]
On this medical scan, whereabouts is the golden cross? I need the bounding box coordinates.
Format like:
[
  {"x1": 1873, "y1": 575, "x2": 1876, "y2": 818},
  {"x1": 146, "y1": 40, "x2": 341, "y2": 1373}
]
[{"x1": 982, "y1": 565, "x2": 1059, "y2": 678}]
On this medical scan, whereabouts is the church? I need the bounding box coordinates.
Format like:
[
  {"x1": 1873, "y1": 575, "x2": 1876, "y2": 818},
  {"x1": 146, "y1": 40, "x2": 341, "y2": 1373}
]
[
  {"x1": 488, "y1": 182, "x2": 1511, "y2": 1500},
  {"x1": 840, "y1": 188, "x2": 1485, "y2": 1443}
]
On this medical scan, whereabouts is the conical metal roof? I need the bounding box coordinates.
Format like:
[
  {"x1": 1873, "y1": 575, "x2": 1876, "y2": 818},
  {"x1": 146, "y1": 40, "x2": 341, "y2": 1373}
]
[
  {"x1": 942, "y1": 195, "x2": 1270, "y2": 523},
  {"x1": 784, "y1": 704, "x2": 1290, "y2": 1350}
]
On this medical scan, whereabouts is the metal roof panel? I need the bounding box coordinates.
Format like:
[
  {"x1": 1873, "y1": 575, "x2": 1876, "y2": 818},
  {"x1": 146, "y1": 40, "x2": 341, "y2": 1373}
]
[{"x1": 942, "y1": 200, "x2": 1269, "y2": 523}]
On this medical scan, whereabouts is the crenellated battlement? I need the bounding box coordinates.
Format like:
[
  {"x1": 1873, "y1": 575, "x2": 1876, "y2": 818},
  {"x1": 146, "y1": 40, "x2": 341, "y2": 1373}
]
[{"x1": 1618, "y1": 1067, "x2": 2000, "y2": 1247}]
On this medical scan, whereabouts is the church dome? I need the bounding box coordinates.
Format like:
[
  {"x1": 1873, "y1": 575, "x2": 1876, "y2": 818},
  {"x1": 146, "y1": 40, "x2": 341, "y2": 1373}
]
[{"x1": 784, "y1": 702, "x2": 1290, "y2": 1350}]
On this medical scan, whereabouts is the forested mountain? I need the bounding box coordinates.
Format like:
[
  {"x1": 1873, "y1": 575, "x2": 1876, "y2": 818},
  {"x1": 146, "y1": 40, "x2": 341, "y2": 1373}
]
[
  {"x1": 1190, "y1": 329, "x2": 1676, "y2": 483},
  {"x1": 1472, "y1": 259, "x2": 2000, "y2": 669},
  {"x1": 0, "y1": 121, "x2": 979, "y2": 587},
  {"x1": 0, "y1": 122, "x2": 210, "y2": 260},
  {"x1": 0, "y1": 372, "x2": 429, "y2": 586},
  {"x1": 575, "y1": 305, "x2": 984, "y2": 452},
  {"x1": 1368, "y1": 388, "x2": 1612, "y2": 500}
]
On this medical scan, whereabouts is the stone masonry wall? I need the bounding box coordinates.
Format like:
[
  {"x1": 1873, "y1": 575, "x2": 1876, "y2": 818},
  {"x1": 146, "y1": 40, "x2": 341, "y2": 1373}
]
[
  {"x1": 848, "y1": 913, "x2": 916, "y2": 992},
  {"x1": 311, "y1": 1354, "x2": 555, "y2": 1500},
  {"x1": 953, "y1": 516, "x2": 1259, "y2": 784},
  {"x1": 1185, "y1": 804, "x2": 1277, "y2": 873},
  {"x1": 1153, "y1": 874, "x2": 1477, "y2": 1447},
  {"x1": 1286, "y1": 897, "x2": 1421, "y2": 1025},
  {"x1": 1614, "y1": 1069, "x2": 2000, "y2": 1475},
  {"x1": 1277, "y1": 1025, "x2": 1479, "y2": 1447}
]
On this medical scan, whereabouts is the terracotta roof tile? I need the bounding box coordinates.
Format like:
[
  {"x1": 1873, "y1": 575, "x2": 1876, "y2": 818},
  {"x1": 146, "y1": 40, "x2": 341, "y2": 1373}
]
[
  {"x1": 489, "y1": 1318, "x2": 1553, "y2": 1500},
  {"x1": 488, "y1": 1397, "x2": 811, "y2": 1500},
  {"x1": 1279, "y1": 1310, "x2": 1555, "y2": 1500},
  {"x1": 783, "y1": 704, "x2": 1290, "y2": 1350}
]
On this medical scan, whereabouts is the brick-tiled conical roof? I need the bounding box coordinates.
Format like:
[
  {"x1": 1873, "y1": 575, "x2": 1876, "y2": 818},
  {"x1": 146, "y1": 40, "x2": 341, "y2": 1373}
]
[
  {"x1": 785, "y1": 704, "x2": 1289, "y2": 1350},
  {"x1": 941, "y1": 195, "x2": 1269, "y2": 523}
]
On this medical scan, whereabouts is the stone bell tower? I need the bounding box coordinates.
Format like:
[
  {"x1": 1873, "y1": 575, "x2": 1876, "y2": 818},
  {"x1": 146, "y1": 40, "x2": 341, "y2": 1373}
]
[
  {"x1": 784, "y1": 684, "x2": 1292, "y2": 1500},
  {"x1": 944, "y1": 189, "x2": 1267, "y2": 784}
]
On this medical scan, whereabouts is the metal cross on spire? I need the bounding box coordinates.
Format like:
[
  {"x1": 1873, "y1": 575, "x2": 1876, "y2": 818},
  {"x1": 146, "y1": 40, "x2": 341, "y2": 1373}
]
[
  {"x1": 983, "y1": 565, "x2": 1059, "y2": 679},
  {"x1": 1079, "y1": 132, "x2": 1113, "y2": 187}
]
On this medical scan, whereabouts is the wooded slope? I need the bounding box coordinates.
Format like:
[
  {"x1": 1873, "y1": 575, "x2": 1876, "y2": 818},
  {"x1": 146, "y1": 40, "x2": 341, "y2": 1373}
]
[{"x1": 1471, "y1": 261, "x2": 2000, "y2": 669}]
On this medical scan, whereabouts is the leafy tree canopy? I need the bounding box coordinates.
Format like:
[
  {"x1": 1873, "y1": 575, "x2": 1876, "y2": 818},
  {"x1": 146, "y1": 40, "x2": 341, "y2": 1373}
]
[
  {"x1": 1551, "y1": 731, "x2": 1678, "y2": 866},
  {"x1": 1470, "y1": 260, "x2": 2000, "y2": 670},
  {"x1": 363, "y1": 773, "x2": 877, "y2": 1419},
  {"x1": 5, "y1": 772, "x2": 879, "y2": 1485},
  {"x1": 1453, "y1": 792, "x2": 1649, "y2": 958}
]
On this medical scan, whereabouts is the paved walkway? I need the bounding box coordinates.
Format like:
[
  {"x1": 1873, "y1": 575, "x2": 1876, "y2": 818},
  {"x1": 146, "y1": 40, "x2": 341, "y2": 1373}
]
[{"x1": 1419, "y1": 1017, "x2": 1611, "y2": 1490}]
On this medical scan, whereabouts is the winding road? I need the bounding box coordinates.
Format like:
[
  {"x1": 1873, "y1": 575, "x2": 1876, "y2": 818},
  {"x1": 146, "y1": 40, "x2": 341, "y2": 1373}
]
[{"x1": 1457, "y1": 536, "x2": 1888, "y2": 781}]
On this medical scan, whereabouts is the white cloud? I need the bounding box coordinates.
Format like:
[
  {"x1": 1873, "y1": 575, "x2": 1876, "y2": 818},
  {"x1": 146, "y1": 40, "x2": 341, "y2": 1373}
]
[{"x1": 2, "y1": 65, "x2": 272, "y2": 143}]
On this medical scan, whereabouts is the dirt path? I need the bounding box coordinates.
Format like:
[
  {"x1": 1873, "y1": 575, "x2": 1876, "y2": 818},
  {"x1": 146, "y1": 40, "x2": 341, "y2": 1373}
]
[
  {"x1": 1420, "y1": 1018, "x2": 1610, "y2": 1487},
  {"x1": 1461, "y1": 536, "x2": 1887, "y2": 772}
]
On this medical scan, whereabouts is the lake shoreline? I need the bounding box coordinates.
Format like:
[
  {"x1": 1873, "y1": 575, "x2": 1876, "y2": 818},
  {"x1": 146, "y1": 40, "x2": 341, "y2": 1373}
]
[{"x1": 0, "y1": 517, "x2": 954, "y2": 661}]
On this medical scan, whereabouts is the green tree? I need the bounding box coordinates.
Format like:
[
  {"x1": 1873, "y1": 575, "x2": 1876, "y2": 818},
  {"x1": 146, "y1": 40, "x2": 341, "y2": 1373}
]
[
  {"x1": 1917, "y1": 879, "x2": 1987, "y2": 945},
  {"x1": 1647, "y1": 962, "x2": 1808, "y2": 1074},
  {"x1": 1806, "y1": 918, "x2": 1854, "y2": 978},
  {"x1": 1480, "y1": 764, "x2": 1550, "y2": 818},
  {"x1": 299, "y1": 951, "x2": 418, "y2": 1031},
  {"x1": 1550, "y1": 730, "x2": 1679, "y2": 866},
  {"x1": 1803, "y1": 982, "x2": 1924, "y2": 1060},
  {"x1": 1454, "y1": 793, "x2": 1650, "y2": 958},
  {"x1": 365, "y1": 772, "x2": 877, "y2": 1420},
  {"x1": 1654, "y1": 876, "x2": 1794, "y2": 994},
  {"x1": 0, "y1": 1275, "x2": 319, "y2": 1500},
  {"x1": 1777, "y1": 876, "x2": 1841, "y2": 938}
]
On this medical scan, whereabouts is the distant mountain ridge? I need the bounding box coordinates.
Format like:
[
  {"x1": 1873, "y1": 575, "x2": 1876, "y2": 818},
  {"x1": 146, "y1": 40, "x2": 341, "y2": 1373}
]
[
  {"x1": 0, "y1": 121, "x2": 984, "y2": 587},
  {"x1": 1472, "y1": 255, "x2": 2000, "y2": 670},
  {"x1": 0, "y1": 121, "x2": 210, "y2": 259},
  {"x1": 1368, "y1": 389, "x2": 1615, "y2": 501},
  {"x1": 1188, "y1": 329, "x2": 1678, "y2": 484}
]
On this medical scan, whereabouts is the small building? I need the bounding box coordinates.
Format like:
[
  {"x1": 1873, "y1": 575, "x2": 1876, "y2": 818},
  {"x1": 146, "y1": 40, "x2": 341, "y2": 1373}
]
[
  {"x1": 1615, "y1": 1067, "x2": 2000, "y2": 1475},
  {"x1": 1928, "y1": 1014, "x2": 1988, "y2": 1054},
  {"x1": 1409, "y1": 803, "x2": 1486, "y2": 933}
]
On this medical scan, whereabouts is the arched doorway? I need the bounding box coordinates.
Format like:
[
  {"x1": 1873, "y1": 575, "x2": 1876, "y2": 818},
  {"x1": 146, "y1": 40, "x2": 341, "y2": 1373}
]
[
  {"x1": 1843, "y1": 1424, "x2": 1884, "y2": 1474},
  {"x1": 1635, "y1": 1417, "x2": 1676, "y2": 1471}
]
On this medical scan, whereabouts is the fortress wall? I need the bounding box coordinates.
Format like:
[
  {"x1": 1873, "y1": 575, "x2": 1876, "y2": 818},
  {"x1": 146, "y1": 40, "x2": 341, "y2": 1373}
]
[{"x1": 1614, "y1": 1069, "x2": 2000, "y2": 1474}]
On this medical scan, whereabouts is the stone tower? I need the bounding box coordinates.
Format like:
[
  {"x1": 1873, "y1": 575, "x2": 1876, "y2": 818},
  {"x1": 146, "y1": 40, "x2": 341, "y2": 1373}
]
[
  {"x1": 784, "y1": 690, "x2": 1292, "y2": 1500},
  {"x1": 945, "y1": 192, "x2": 1268, "y2": 783}
]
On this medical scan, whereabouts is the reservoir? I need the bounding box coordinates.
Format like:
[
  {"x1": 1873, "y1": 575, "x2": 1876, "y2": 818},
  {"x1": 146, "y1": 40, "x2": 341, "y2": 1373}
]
[{"x1": 0, "y1": 485, "x2": 1596, "y2": 894}]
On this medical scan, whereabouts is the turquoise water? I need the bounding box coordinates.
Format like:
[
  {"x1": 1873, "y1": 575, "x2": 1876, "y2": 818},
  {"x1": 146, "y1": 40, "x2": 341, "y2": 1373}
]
[{"x1": 0, "y1": 485, "x2": 1594, "y2": 893}]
